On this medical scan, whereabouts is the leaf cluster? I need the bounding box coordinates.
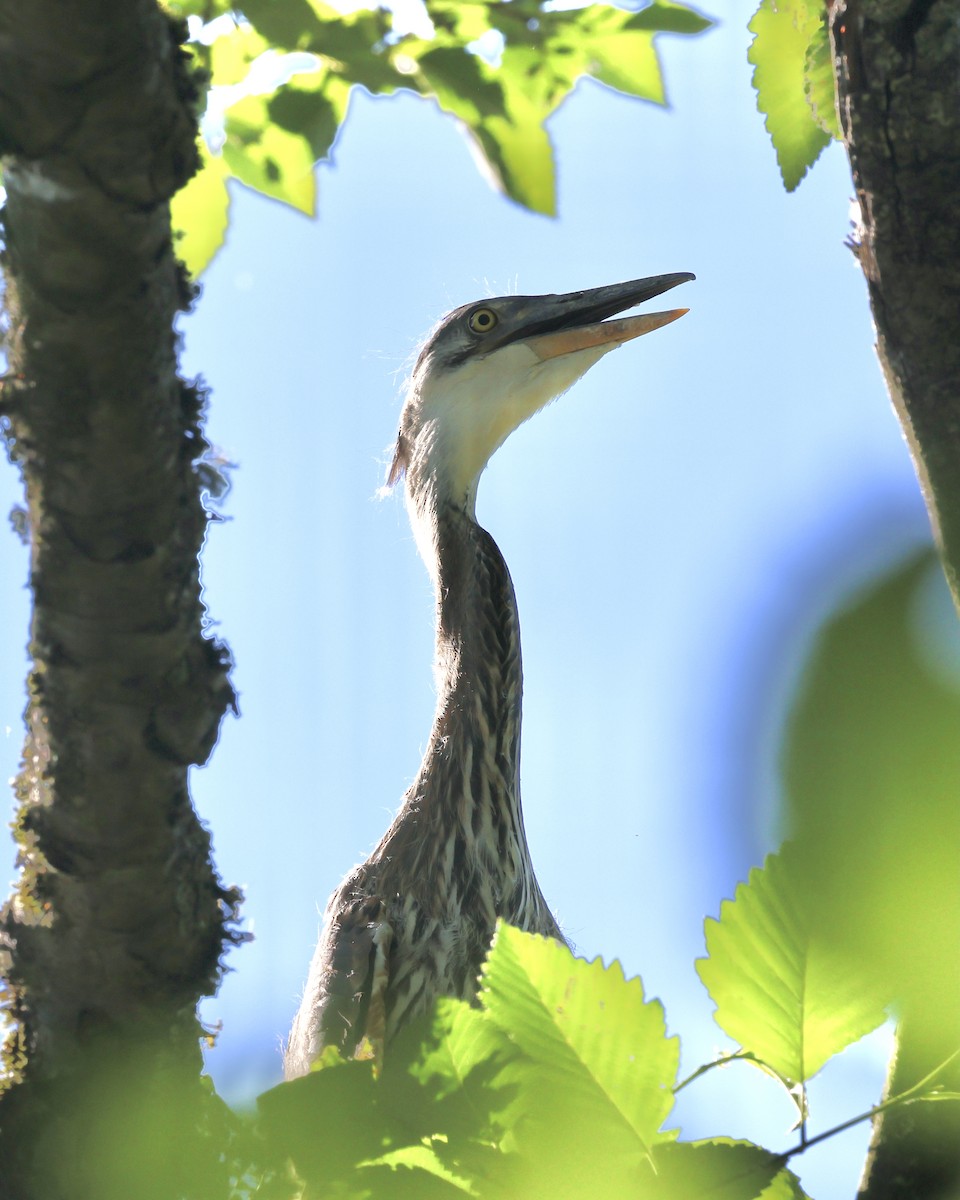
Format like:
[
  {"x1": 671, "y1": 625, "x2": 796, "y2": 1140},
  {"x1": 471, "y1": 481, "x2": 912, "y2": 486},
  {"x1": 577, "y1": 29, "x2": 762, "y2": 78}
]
[
  {"x1": 165, "y1": 0, "x2": 712, "y2": 273},
  {"x1": 251, "y1": 924, "x2": 801, "y2": 1200}
]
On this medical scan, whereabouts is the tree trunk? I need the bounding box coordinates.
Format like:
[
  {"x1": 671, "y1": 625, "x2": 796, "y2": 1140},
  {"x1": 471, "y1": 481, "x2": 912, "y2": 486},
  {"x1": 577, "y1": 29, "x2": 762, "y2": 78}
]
[
  {"x1": 0, "y1": 3, "x2": 239, "y2": 1196},
  {"x1": 831, "y1": 0, "x2": 960, "y2": 603},
  {"x1": 830, "y1": 2, "x2": 960, "y2": 1197}
]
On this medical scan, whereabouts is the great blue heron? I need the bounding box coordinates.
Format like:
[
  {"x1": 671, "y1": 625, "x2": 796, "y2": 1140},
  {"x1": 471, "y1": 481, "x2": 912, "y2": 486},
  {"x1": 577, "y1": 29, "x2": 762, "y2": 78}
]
[{"x1": 284, "y1": 273, "x2": 694, "y2": 1077}]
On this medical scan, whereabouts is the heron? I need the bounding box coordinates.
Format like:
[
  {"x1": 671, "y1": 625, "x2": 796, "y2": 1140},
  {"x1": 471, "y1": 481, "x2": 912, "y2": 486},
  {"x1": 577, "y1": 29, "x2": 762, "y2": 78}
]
[{"x1": 284, "y1": 273, "x2": 694, "y2": 1077}]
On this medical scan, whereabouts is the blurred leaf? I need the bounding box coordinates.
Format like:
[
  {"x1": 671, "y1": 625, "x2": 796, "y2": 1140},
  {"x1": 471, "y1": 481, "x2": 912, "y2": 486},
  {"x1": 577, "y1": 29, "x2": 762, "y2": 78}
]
[
  {"x1": 394, "y1": 0, "x2": 712, "y2": 213},
  {"x1": 757, "y1": 1164, "x2": 814, "y2": 1200},
  {"x1": 171, "y1": 140, "x2": 231, "y2": 277},
  {"x1": 208, "y1": 21, "x2": 271, "y2": 88},
  {"x1": 267, "y1": 70, "x2": 351, "y2": 161},
  {"x1": 540, "y1": 4, "x2": 709, "y2": 104},
  {"x1": 748, "y1": 0, "x2": 832, "y2": 190},
  {"x1": 627, "y1": 0, "x2": 715, "y2": 34},
  {"x1": 358, "y1": 1153, "x2": 475, "y2": 1196},
  {"x1": 697, "y1": 845, "x2": 887, "y2": 1084},
  {"x1": 257, "y1": 1057, "x2": 381, "y2": 1185},
  {"x1": 390, "y1": 32, "x2": 559, "y2": 214},
  {"x1": 240, "y1": 0, "x2": 405, "y2": 93},
  {"x1": 481, "y1": 924, "x2": 679, "y2": 1146},
  {"x1": 469, "y1": 64, "x2": 557, "y2": 216},
  {"x1": 177, "y1": 0, "x2": 713, "y2": 224},
  {"x1": 646, "y1": 1138, "x2": 784, "y2": 1200},
  {"x1": 580, "y1": 16, "x2": 666, "y2": 104},
  {"x1": 783, "y1": 552, "x2": 960, "y2": 1050},
  {"x1": 224, "y1": 91, "x2": 317, "y2": 214},
  {"x1": 413, "y1": 47, "x2": 506, "y2": 125},
  {"x1": 235, "y1": 0, "x2": 343, "y2": 54},
  {"x1": 163, "y1": 0, "x2": 234, "y2": 19}
]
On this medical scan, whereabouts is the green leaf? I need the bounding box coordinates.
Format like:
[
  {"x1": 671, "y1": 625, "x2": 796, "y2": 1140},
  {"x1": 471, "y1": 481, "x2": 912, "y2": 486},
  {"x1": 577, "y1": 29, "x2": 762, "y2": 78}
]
[
  {"x1": 538, "y1": 3, "x2": 713, "y2": 107},
  {"x1": 223, "y1": 91, "x2": 317, "y2": 214},
  {"x1": 803, "y1": 20, "x2": 839, "y2": 138},
  {"x1": 469, "y1": 87, "x2": 557, "y2": 215},
  {"x1": 628, "y1": 0, "x2": 715, "y2": 35},
  {"x1": 425, "y1": 0, "x2": 497, "y2": 46},
  {"x1": 783, "y1": 552, "x2": 960, "y2": 1029},
  {"x1": 240, "y1": 0, "x2": 405, "y2": 94},
  {"x1": 236, "y1": 0, "x2": 334, "y2": 53},
  {"x1": 171, "y1": 141, "x2": 231, "y2": 278},
  {"x1": 163, "y1": 0, "x2": 234, "y2": 19},
  {"x1": 359, "y1": 1148, "x2": 475, "y2": 1195},
  {"x1": 646, "y1": 1138, "x2": 784, "y2": 1200},
  {"x1": 748, "y1": 0, "x2": 832, "y2": 190},
  {"x1": 413, "y1": 996, "x2": 515, "y2": 1098},
  {"x1": 697, "y1": 845, "x2": 887, "y2": 1084},
  {"x1": 208, "y1": 21, "x2": 271, "y2": 88},
  {"x1": 585, "y1": 30, "x2": 665, "y2": 104},
  {"x1": 758, "y1": 1165, "x2": 814, "y2": 1200},
  {"x1": 393, "y1": 0, "x2": 712, "y2": 214},
  {"x1": 257, "y1": 1056, "x2": 381, "y2": 1185},
  {"x1": 194, "y1": 0, "x2": 712, "y2": 220},
  {"x1": 393, "y1": 36, "x2": 558, "y2": 215},
  {"x1": 267, "y1": 71, "x2": 351, "y2": 162},
  {"x1": 412, "y1": 47, "x2": 506, "y2": 125},
  {"x1": 481, "y1": 924, "x2": 679, "y2": 1147}
]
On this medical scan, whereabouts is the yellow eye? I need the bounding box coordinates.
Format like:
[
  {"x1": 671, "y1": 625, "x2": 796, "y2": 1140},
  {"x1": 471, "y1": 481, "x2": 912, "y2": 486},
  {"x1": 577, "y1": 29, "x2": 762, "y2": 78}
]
[{"x1": 467, "y1": 306, "x2": 499, "y2": 335}]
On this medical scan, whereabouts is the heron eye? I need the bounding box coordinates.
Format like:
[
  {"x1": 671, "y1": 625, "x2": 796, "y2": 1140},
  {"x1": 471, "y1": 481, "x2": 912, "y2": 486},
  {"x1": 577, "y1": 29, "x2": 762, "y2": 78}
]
[{"x1": 467, "y1": 307, "x2": 499, "y2": 335}]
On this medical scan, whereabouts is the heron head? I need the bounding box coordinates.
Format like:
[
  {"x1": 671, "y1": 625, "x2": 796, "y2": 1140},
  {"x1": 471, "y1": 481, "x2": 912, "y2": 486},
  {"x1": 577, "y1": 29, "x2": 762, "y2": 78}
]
[{"x1": 389, "y1": 272, "x2": 694, "y2": 515}]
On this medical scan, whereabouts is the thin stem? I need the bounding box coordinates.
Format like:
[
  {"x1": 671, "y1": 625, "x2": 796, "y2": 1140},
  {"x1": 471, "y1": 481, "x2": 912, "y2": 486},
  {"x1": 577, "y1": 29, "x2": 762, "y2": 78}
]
[
  {"x1": 673, "y1": 1051, "x2": 755, "y2": 1094},
  {"x1": 779, "y1": 1048, "x2": 960, "y2": 1162}
]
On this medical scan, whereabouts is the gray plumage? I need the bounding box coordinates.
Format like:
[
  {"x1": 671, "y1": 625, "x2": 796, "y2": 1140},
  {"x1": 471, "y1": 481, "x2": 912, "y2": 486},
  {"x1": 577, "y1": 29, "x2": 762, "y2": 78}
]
[{"x1": 285, "y1": 274, "x2": 693, "y2": 1076}]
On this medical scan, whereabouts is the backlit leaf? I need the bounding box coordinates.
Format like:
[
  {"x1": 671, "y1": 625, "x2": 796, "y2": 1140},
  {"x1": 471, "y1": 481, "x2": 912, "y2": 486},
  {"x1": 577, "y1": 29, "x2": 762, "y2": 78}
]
[
  {"x1": 481, "y1": 924, "x2": 679, "y2": 1146},
  {"x1": 185, "y1": 0, "x2": 713, "y2": 221},
  {"x1": 171, "y1": 141, "x2": 231, "y2": 277},
  {"x1": 758, "y1": 1165, "x2": 813, "y2": 1200},
  {"x1": 224, "y1": 91, "x2": 316, "y2": 214},
  {"x1": 267, "y1": 70, "x2": 350, "y2": 162},
  {"x1": 748, "y1": 0, "x2": 831, "y2": 190},
  {"x1": 162, "y1": 0, "x2": 233, "y2": 19},
  {"x1": 392, "y1": 0, "x2": 712, "y2": 213},
  {"x1": 697, "y1": 845, "x2": 887, "y2": 1083},
  {"x1": 208, "y1": 21, "x2": 271, "y2": 89}
]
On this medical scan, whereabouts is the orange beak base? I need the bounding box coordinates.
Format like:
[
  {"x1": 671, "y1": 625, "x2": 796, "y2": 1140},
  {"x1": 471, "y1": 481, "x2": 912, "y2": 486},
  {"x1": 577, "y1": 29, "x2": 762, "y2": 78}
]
[{"x1": 526, "y1": 308, "x2": 689, "y2": 362}]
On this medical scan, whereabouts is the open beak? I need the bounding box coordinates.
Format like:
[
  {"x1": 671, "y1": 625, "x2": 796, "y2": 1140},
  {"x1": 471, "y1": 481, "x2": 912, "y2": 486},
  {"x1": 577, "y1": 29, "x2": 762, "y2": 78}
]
[{"x1": 511, "y1": 273, "x2": 694, "y2": 362}]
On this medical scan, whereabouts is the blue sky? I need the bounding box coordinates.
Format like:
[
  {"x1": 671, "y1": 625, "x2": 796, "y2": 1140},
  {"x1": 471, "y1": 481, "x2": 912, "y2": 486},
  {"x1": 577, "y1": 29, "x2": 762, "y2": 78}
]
[{"x1": 0, "y1": 1, "x2": 937, "y2": 1195}]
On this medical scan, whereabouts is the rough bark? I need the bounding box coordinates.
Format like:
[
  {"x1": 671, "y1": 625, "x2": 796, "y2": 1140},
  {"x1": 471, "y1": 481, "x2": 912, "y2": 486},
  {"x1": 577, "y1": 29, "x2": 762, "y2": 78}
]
[
  {"x1": 830, "y1": 2, "x2": 960, "y2": 1197},
  {"x1": 0, "y1": 3, "x2": 239, "y2": 1196},
  {"x1": 831, "y1": 0, "x2": 960, "y2": 601}
]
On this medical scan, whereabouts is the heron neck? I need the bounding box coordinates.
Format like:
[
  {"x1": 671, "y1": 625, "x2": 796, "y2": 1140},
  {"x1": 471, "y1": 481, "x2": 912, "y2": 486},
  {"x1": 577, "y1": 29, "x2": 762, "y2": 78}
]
[
  {"x1": 412, "y1": 498, "x2": 527, "y2": 853},
  {"x1": 378, "y1": 493, "x2": 558, "y2": 937},
  {"x1": 432, "y1": 503, "x2": 522, "y2": 731}
]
